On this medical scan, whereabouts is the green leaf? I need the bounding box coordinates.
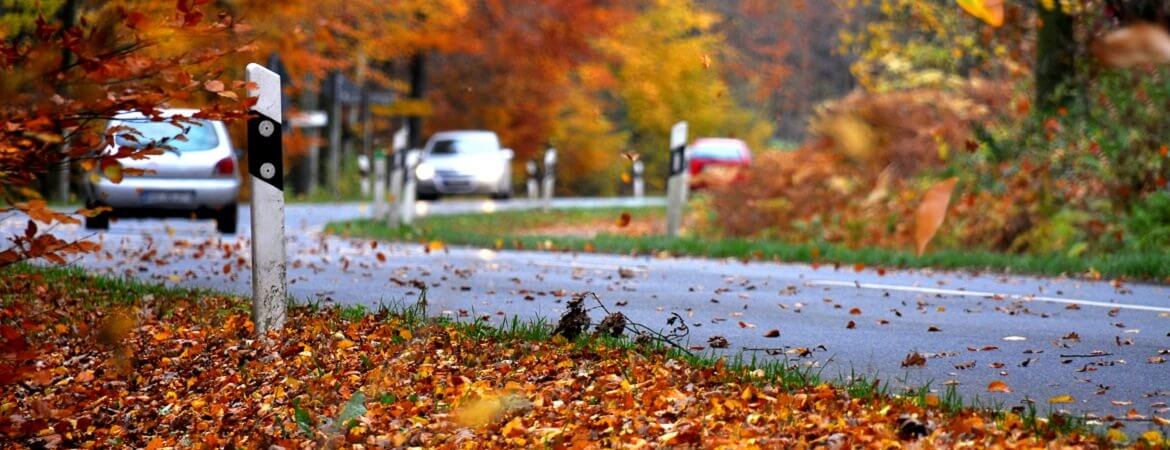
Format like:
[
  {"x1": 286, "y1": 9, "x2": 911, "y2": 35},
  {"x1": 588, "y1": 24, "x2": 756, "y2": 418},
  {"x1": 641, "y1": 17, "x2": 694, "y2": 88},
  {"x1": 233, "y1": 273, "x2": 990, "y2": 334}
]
[{"x1": 335, "y1": 391, "x2": 367, "y2": 430}]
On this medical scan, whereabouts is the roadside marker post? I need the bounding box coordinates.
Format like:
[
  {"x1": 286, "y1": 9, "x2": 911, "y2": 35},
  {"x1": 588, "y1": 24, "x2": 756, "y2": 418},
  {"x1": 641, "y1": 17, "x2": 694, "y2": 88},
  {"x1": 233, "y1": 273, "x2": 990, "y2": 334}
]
[
  {"x1": 526, "y1": 160, "x2": 539, "y2": 200},
  {"x1": 541, "y1": 148, "x2": 557, "y2": 211},
  {"x1": 386, "y1": 126, "x2": 408, "y2": 226},
  {"x1": 246, "y1": 63, "x2": 287, "y2": 334},
  {"x1": 632, "y1": 160, "x2": 645, "y2": 199},
  {"x1": 400, "y1": 149, "x2": 420, "y2": 226},
  {"x1": 666, "y1": 121, "x2": 688, "y2": 237},
  {"x1": 372, "y1": 150, "x2": 387, "y2": 219}
]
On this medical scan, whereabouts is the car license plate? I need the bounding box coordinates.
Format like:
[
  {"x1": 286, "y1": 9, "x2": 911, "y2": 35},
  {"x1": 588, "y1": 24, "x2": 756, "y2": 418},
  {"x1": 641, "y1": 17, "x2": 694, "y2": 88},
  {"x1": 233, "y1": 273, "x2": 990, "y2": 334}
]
[{"x1": 141, "y1": 191, "x2": 194, "y2": 205}]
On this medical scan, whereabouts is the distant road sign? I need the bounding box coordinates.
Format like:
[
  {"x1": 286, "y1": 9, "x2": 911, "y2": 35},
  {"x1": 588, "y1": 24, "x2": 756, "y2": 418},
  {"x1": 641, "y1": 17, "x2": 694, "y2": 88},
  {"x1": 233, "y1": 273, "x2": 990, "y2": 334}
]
[{"x1": 288, "y1": 111, "x2": 327, "y2": 128}]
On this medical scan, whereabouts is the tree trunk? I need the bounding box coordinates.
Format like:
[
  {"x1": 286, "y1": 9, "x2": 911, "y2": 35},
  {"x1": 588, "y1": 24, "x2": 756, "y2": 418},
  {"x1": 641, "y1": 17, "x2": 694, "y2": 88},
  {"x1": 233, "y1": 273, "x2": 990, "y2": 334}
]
[
  {"x1": 45, "y1": 0, "x2": 81, "y2": 204},
  {"x1": 407, "y1": 52, "x2": 427, "y2": 149},
  {"x1": 1034, "y1": 1, "x2": 1075, "y2": 112}
]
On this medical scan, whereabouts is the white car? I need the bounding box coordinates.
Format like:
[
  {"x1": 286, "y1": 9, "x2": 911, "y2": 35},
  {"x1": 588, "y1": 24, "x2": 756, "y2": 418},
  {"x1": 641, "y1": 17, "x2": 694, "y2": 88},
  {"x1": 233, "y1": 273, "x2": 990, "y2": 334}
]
[
  {"x1": 414, "y1": 130, "x2": 514, "y2": 200},
  {"x1": 83, "y1": 109, "x2": 241, "y2": 233}
]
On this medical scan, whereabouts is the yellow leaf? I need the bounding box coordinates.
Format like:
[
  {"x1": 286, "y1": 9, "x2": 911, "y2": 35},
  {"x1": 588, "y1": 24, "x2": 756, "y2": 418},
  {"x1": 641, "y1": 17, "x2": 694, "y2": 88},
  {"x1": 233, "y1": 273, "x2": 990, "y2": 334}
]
[
  {"x1": 1108, "y1": 428, "x2": 1128, "y2": 444},
  {"x1": 1141, "y1": 430, "x2": 1164, "y2": 446},
  {"x1": 914, "y1": 178, "x2": 959, "y2": 256},
  {"x1": 956, "y1": 0, "x2": 1004, "y2": 27},
  {"x1": 337, "y1": 339, "x2": 356, "y2": 350},
  {"x1": 986, "y1": 380, "x2": 1012, "y2": 393},
  {"x1": 103, "y1": 160, "x2": 124, "y2": 184},
  {"x1": 1048, "y1": 394, "x2": 1074, "y2": 404},
  {"x1": 399, "y1": 328, "x2": 412, "y2": 340}
]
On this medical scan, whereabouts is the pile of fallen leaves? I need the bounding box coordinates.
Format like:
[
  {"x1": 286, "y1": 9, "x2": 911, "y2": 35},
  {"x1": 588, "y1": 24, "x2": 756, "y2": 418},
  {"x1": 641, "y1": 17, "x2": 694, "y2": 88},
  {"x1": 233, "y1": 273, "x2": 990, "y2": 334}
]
[{"x1": 1, "y1": 269, "x2": 1115, "y2": 448}]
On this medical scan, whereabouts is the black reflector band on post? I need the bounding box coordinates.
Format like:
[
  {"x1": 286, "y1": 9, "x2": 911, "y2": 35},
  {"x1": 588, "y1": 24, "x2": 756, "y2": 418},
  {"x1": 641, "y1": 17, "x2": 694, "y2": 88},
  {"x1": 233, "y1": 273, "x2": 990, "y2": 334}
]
[{"x1": 248, "y1": 112, "x2": 284, "y2": 191}]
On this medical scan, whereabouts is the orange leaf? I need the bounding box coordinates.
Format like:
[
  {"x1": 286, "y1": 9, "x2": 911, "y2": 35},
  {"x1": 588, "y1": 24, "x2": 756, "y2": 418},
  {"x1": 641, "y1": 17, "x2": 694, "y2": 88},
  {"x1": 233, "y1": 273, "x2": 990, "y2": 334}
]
[
  {"x1": 957, "y1": 0, "x2": 1004, "y2": 27},
  {"x1": 204, "y1": 80, "x2": 225, "y2": 93},
  {"x1": 987, "y1": 380, "x2": 1012, "y2": 393},
  {"x1": 914, "y1": 177, "x2": 958, "y2": 256}
]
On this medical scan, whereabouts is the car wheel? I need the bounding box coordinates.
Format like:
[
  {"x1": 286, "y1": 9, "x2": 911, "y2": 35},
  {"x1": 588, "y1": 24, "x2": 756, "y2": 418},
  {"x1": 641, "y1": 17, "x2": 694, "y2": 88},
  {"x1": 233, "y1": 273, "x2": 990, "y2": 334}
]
[
  {"x1": 490, "y1": 191, "x2": 511, "y2": 200},
  {"x1": 84, "y1": 205, "x2": 110, "y2": 230},
  {"x1": 418, "y1": 192, "x2": 440, "y2": 201},
  {"x1": 215, "y1": 203, "x2": 238, "y2": 234}
]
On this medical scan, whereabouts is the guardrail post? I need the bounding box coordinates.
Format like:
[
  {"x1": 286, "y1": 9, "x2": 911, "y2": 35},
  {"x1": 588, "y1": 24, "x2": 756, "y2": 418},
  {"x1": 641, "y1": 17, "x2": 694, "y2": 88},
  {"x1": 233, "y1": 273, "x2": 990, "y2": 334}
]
[
  {"x1": 246, "y1": 63, "x2": 287, "y2": 334},
  {"x1": 372, "y1": 150, "x2": 386, "y2": 219},
  {"x1": 526, "y1": 160, "x2": 539, "y2": 200},
  {"x1": 666, "y1": 121, "x2": 688, "y2": 237},
  {"x1": 400, "y1": 149, "x2": 420, "y2": 225},
  {"x1": 386, "y1": 126, "x2": 407, "y2": 226},
  {"x1": 541, "y1": 148, "x2": 556, "y2": 211},
  {"x1": 632, "y1": 160, "x2": 645, "y2": 199}
]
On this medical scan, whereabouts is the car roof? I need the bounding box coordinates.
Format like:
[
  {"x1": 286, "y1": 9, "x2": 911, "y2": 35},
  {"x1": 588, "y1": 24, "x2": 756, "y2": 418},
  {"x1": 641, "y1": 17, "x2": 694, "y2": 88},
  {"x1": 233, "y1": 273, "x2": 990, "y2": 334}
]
[
  {"x1": 110, "y1": 108, "x2": 212, "y2": 121},
  {"x1": 429, "y1": 130, "x2": 498, "y2": 140},
  {"x1": 692, "y1": 137, "x2": 748, "y2": 147}
]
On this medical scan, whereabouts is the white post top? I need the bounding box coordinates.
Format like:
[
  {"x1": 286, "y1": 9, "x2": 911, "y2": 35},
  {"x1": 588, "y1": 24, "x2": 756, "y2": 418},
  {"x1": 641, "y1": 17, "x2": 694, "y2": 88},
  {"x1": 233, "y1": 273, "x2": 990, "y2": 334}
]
[
  {"x1": 670, "y1": 121, "x2": 688, "y2": 149},
  {"x1": 393, "y1": 126, "x2": 408, "y2": 152},
  {"x1": 544, "y1": 148, "x2": 557, "y2": 165},
  {"x1": 246, "y1": 63, "x2": 282, "y2": 123}
]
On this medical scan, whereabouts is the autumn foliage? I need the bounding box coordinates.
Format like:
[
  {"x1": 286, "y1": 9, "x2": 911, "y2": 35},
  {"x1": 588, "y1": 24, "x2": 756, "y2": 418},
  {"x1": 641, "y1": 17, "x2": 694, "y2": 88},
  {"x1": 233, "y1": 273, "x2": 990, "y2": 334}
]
[
  {"x1": 0, "y1": 268, "x2": 1117, "y2": 447},
  {"x1": 0, "y1": 1, "x2": 249, "y2": 266}
]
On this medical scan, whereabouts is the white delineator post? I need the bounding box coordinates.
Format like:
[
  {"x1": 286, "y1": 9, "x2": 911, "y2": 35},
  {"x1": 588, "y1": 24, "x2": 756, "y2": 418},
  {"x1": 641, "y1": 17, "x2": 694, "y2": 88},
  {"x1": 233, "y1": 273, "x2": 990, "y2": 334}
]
[
  {"x1": 386, "y1": 126, "x2": 408, "y2": 226},
  {"x1": 632, "y1": 160, "x2": 645, "y2": 199},
  {"x1": 246, "y1": 63, "x2": 288, "y2": 333},
  {"x1": 666, "y1": 121, "x2": 688, "y2": 237},
  {"x1": 541, "y1": 148, "x2": 557, "y2": 211},
  {"x1": 400, "y1": 149, "x2": 420, "y2": 225},
  {"x1": 372, "y1": 150, "x2": 387, "y2": 219},
  {"x1": 526, "y1": 160, "x2": 539, "y2": 200}
]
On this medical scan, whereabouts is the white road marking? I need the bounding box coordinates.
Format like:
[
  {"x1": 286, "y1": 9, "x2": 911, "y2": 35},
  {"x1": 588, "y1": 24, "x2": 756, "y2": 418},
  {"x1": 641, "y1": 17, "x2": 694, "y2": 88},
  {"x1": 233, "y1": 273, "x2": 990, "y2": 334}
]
[
  {"x1": 531, "y1": 260, "x2": 646, "y2": 272},
  {"x1": 807, "y1": 280, "x2": 1170, "y2": 314}
]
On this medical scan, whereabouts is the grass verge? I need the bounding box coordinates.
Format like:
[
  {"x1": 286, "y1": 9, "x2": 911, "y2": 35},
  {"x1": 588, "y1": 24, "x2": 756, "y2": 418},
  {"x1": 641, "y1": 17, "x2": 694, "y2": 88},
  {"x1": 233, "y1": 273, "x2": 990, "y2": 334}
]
[
  {"x1": 1, "y1": 265, "x2": 1133, "y2": 447},
  {"x1": 327, "y1": 206, "x2": 1170, "y2": 281}
]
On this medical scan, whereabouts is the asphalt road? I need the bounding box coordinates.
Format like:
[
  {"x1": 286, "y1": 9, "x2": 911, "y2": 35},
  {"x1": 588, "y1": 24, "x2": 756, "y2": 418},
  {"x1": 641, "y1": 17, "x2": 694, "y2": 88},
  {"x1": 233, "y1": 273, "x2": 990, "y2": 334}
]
[{"x1": 4, "y1": 198, "x2": 1169, "y2": 429}]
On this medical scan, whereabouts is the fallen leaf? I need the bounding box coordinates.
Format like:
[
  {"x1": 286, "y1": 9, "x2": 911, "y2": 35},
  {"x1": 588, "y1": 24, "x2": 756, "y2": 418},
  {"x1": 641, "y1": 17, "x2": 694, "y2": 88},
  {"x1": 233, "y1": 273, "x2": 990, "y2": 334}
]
[
  {"x1": 987, "y1": 380, "x2": 1012, "y2": 393},
  {"x1": 615, "y1": 212, "x2": 631, "y2": 228},
  {"x1": 901, "y1": 352, "x2": 926, "y2": 367},
  {"x1": 1048, "y1": 394, "x2": 1074, "y2": 404},
  {"x1": 763, "y1": 329, "x2": 780, "y2": 338}
]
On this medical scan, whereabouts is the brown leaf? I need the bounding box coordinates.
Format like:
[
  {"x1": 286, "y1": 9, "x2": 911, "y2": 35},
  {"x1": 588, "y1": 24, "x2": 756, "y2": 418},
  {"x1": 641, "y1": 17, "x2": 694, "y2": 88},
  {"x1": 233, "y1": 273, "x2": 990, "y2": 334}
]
[
  {"x1": 914, "y1": 177, "x2": 959, "y2": 256},
  {"x1": 763, "y1": 329, "x2": 780, "y2": 338},
  {"x1": 1091, "y1": 23, "x2": 1170, "y2": 68},
  {"x1": 901, "y1": 352, "x2": 926, "y2": 367},
  {"x1": 615, "y1": 212, "x2": 631, "y2": 228}
]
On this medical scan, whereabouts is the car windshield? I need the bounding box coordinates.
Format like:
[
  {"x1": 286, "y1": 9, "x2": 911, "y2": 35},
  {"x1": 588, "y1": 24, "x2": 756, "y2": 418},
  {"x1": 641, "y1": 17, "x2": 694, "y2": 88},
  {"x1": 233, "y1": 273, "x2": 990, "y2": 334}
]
[
  {"x1": 690, "y1": 142, "x2": 744, "y2": 160},
  {"x1": 430, "y1": 136, "x2": 498, "y2": 155},
  {"x1": 112, "y1": 119, "x2": 220, "y2": 152}
]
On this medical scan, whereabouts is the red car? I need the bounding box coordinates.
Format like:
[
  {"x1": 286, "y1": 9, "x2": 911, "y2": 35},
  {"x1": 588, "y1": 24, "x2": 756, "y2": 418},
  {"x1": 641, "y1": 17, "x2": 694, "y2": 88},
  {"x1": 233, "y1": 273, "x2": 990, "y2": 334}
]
[{"x1": 688, "y1": 138, "x2": 752, "y2": 189}]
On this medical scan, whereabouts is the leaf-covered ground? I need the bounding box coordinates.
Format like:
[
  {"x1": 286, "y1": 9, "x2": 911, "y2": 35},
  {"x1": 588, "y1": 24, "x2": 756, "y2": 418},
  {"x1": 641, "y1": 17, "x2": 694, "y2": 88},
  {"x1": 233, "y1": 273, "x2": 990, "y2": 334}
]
[{"x1": 1, "y1": 266, "x2": 1145, "y2": 448}]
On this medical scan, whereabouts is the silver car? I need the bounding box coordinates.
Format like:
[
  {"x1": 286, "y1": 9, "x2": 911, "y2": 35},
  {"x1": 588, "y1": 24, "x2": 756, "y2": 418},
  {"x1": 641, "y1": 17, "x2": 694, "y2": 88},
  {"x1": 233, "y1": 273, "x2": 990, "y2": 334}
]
[
  {"x1": 83, "y1": 109, "x2": 241, "y2": 233},
  {"x1": 414, "y1": 130, "x2": 514, "y2": 200}
]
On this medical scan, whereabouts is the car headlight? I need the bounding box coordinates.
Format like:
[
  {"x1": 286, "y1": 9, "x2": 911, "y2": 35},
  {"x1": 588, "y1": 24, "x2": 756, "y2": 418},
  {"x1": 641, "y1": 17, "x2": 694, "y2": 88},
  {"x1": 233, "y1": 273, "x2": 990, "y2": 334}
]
[{"x1": 415, "y1": 163, "x2": 435, "y2": 181}]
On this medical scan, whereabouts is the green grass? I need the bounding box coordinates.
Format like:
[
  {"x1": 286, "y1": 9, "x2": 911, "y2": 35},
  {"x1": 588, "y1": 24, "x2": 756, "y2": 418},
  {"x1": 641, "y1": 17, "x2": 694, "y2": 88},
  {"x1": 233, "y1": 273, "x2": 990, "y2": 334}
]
[{"x1": 326, "y1": 206, "x2": 1170, "y2": 281}]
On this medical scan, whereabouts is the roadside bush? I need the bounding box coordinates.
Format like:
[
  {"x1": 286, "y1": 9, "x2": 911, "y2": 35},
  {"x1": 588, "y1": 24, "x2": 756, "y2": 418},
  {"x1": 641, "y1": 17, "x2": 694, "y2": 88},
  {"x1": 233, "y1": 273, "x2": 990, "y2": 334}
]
[{"x1": 1125, "y1": 191, "x2": 1170, "y2": 252}]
